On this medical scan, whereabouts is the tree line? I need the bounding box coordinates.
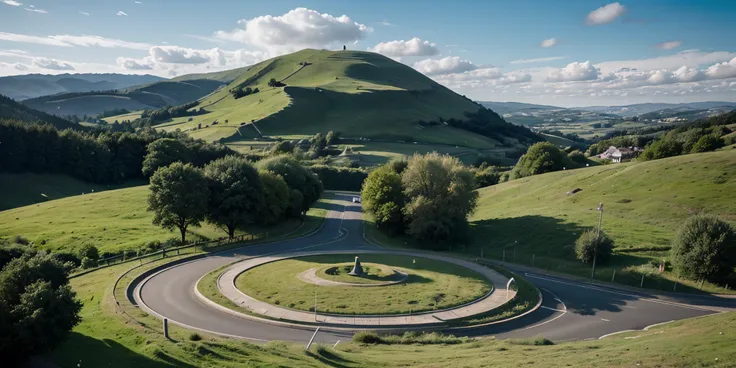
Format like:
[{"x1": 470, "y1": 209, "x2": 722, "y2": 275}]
[{"x1": 0, "y1": 120, "x2": 233, "y2": 184}]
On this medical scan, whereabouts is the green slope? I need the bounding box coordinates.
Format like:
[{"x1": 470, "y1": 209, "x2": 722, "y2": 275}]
[
  {"x1": 21, "y1": 79, "x2": 225, "y2": 117},
  {"x1": 157, "y1": 49, "x2": 534, "y2": 149},
  {"x1": 0, "y1": 94, "x2": 80, "y2": 130},
  {"x1": 466, "y1": 149, "x2": 736, "y2": 291}
]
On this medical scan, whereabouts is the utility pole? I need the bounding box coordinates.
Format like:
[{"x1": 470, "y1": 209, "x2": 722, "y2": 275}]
[{"x1": 591, "y1": 202, "x2": 604, "y2": 279}]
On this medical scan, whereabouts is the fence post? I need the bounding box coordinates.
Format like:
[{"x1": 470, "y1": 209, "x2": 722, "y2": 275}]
[
  {"x1": 163, "y1": 318, "x2": 169, "y2": 338},
  {"x1": 673, "y1": 281, "x2": 677, "y2": 292},
  {"x1": 640, "y1": 274, "x2": 645, "y2": 288},
  {"x1": 611, "y1": 270, "x2": 616, "y2": 282},
  {"x1": 699, "y1": 279, "x2": 704, "y2": 290}
]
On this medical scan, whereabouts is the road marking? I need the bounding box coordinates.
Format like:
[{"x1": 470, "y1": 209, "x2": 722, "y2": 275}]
[
  {"x1": 524, "y1": 289, "x2": 567, "y2": 330},
  {"x1": 541, "y1": 306, "x2": 566, "y2": 313},
  {"x1": 525, "y1": 274, "x2": 720, "y2": 312},
  {"x1": 599, "y1": 320, "x2": 674, "y2": 340},
  {"x1": 601, "y1": 318, "x2": 610, "y2": 322}
]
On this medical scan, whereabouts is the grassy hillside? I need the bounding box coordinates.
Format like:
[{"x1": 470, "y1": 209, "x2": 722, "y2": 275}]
[
  {"x1": 156, "y1": 49, "x2": 534, "y2": 149},
  {"x1": 0, "y1": 173, "x2": 143, "y2": 211},
  {"x1": 172, "y1": 66, "x2": 252, "y2": 83},
  {"x1": 52, "y1": 254, "x2": 736, "y2": 367},
  {"x1": 465, "y1": 149, "x2": 736, "y2": 290},
  {"x1": 0, "y1": 94, "x2": 80, "y2": 130},
  {"x1": 21, "y1": 79, "x2": 224, "y2": 117}
]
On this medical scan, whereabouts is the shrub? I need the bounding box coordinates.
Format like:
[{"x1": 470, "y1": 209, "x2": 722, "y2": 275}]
[
  {"x1": 568, "y1": 150, "x2": 587, "y2": 164},
  {"x1": 671, "y1": 215, "x2": 736, "y2": 281},
  {"x1": 691, "y1": 134, "x2": 724, "y2": 153},
  {"x1": 13, "y1": 235, "x2": 29, "y2": 245},
  {"x1": 309, "y1": 165, "x2": 367, "y2": 191},
  {"x1": 574, "y1": 229, "x2": 614, "y2": 265},
  {"x1": 474, "y1": 167, "x2": 501, "y2": 188},
  {"x1": 189, "y1": 333, "x2": 202, "y2": 341},
  {"x1": 508, "y1": 337, "x2": 554, "y2": 346},
  {"x1": 511, "y1": 142, "x2": 571, "y2": 179},
  {"x1": 80, "y1": 257, "x2": 98, "y2": 269},
  {"x1": 639, "y1": 138, "x2": 683, "y2": 161},
  {"x1": 352, "y1": 331, "x2": 383, "y2": 344},
  {"x1": 78, "y1": 245, "x2": 100, "y2": 260}
]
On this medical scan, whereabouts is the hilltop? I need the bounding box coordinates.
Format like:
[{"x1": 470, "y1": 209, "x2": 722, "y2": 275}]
[
  {"x1": 21, "y1": 79, "x2": 225, "y2": 117},
  {"x1": 151, "y1": 49, "x2": 538, "y2": 149}
]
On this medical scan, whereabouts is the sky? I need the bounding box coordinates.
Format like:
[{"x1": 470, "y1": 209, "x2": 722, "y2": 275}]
[{"x1": 0, "y1": 0, "x2": 735, "y2": 106}]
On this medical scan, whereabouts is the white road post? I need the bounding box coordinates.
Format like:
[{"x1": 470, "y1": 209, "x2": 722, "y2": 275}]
[
  {"x1": 506, "y1": 277, "x2": 516, "y2": 300},
  {"x1": 305, "y1": 327, "x2": 320, "y2": 351}
]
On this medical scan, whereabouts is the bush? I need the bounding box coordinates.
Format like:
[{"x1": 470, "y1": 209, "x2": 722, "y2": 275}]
[
  {"x1": 361, "y1": 165, "x2": 405, "y2": 233},
  {"x1": 511, "y1": 142, "x2": 571, "y2": 179},
  {"x1": 568, "y1": 150, "x2": 587, "y2": 164},
  {"x1": 13, "y1": 235, "x2": 29, "y2": 245},
  {"x1": 508, "y1": 337, "x2": 554, "y2": 346},
  {"x1": 474, "y1": 167, "x2": 500, "y2": 188},
  {"x1": 309, "y1": 165, "x2": 367, "y2": 191},
  {"x1": 639, "y1": 138, "x2": 683, "y2": 161},
  {"x1": 352, "y1": 331, "x2": 383, "y2": 344},
  {"x1": 78, "y1": 245, "x2": 99, "y2": 261},
  {"x1": 80, "y1": 257, "x2": 98, "y2": 269},
  {"x1": 574, "y1": 229, "x2": 614, "y2": 265},
  {"x1": 189, "y1": 333, "x2": 202, "y2": 341},
  {"x1": 671, "y1": 215, "x2": 736, "y2": 282},
  {"x1": 691, "y1": 134, "x2": 724, "y2": 153}
]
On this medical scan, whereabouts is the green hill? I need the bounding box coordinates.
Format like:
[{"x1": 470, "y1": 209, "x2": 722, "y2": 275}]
[
  {"x1": 155, "y1": 49, "x2": 538, "y2": 149},
  {"x1": 21, "y1": 79, "x2": 225, "y2": 117},
  {"x1": 465, "y1": 149, "x2": 736, "y2": 290},
  {"x1": 0, "y1": 94, "x2": 80, "y2": 130}
]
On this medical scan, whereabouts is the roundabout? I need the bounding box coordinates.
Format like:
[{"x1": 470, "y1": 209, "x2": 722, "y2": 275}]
[{"x1": 131, "y1": 192, "x2": 723, "y2": 345}]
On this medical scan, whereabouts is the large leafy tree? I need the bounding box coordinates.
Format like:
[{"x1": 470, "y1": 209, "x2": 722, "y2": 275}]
[
  {"x1": 204, "y1": 156, "x2": 264, "y2": 239},
  {"x1": 0, "y1": 253, "x2": 82, "y2": 365},
  {"x1": 671, "y1": 215, "x2": 736, "y2": 282},
  {"x1": 141, "y1": 138, "x2": 193, "y2": 176},
  {"x1": 361, "y1": 165, "x2": 404, "y2": 233},
  {"x1": 511, "y1": 142, "x2": 570, "y2": 179},
  {"x1": 258, "y1": 170, "x2": 290, "y2": 225},
  {"x1": 256, "y1": 155, "x2": 323, "y2": 216},
  {"x1": 147, "y1": 162, "x2": 209, "y2": 243},
  {"x1": 401, "y1": 153, "x2": 478, "y2": 246}
]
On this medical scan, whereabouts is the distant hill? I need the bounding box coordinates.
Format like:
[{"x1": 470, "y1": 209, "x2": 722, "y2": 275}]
[
  {"x1": 0, "y1": 73, "x2": 164, "y2": 100},
  {"x1": 578, "y1": 101, "x2": 736, "y2": 118},
  {"x1": 21, "y1": 79, "x2": 225, "y2": 117},
  {"x1": 478, "y1": 101, "x2": 563, "y2": 115},
  {"x1": 0, "y1": 94, "x2": 80, "y2": 130},
  {"x1": 154, "y1": 49, "x2": 538, "y2": 149}
]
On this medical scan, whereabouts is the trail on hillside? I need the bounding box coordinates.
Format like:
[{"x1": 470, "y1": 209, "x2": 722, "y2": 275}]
[{"x1": 280, "y1": 63, "x2": 310, "y2": 83}]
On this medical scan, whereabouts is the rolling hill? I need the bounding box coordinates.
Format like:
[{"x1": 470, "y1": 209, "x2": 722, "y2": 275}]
[
  {"x1": 21, "y1": 79, "x2": 225, "y2": 117},
  {"x1": 0, "y1": 94, "x2": 80, "y2": 130},
  {"x1": 153, "y1": 49, "x2": 538, "y2": 149},
  {"x1": 0, "y1": 73, "x2": 163, "y2": 101}
]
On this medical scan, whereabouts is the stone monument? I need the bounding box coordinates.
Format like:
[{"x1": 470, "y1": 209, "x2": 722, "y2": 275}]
[{"x1": 348, "y1": 256, "x2": 364, "y2": 276}]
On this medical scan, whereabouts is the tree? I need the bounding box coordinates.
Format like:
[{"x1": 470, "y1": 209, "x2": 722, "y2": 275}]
[
  {"x1": 401, "y1": 153, "x2": 478, "y2": 245},
  {"x1": 361, "y1": 165, "x2": 405, "y2": 233},
  {"x1": 288, "y1": 189, "x2": 304, "y2": 218},
  {"x1": 671, "y1": 215, "x2": 736, "y2": 282},
  {"x1": 258, "y1": 171, "x2": 290, "y2": 225},
  {"x1": 204, "y1": 156, "x2": 264, "y2": 239},
  {"x1": 271, "y1": 140, "x2": 294, "y2": 154},
  {"x1": 574, "y1": 230, "x2": 614, "y2": 265},
  {"x1": 0, "y1": 253, "x2": 82, "y2": 365},
  {"x1": 310, "y1": 133, "x2": 327, "y2": 154},
  {"x1": 256, "y1": 155, "x2": 323, "y2": 216},
  {"x1": 325, "y1": 131, "x2": 339, "y2": 145},
  {"x1": 511, "y1": 142, "x2": 570, "y2": 179},
  {"x1": 141, "y1": 138, "x2": 193, "y2": 176},
  {"x1": 147, "y1": 162, "x2": 209, "y2": 243},
  {"x1": 690, "y1": 134, "x2": 724, "y2": 153},
  {"x1": 639, "y1": 138, "x2": 683, "y2": 161}
]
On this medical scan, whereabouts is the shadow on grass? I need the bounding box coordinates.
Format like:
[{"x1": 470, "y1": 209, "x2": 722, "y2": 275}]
[
  {"x1": 305, "y1": 345, "x2": 355, "y2": 368},
  {"x1": 50, "y1": 332, "x2": 198, "y2": 368}
]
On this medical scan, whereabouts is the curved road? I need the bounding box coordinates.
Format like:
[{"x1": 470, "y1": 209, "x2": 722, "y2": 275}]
[{"x1": 135, "y1": 192, "x2": 734, "y2": 344}]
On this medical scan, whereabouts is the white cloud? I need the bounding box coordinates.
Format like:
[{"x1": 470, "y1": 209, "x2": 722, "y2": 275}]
[
  {"x1": 499, "y1": 72, "x2": 532, "y2": 84},
  {"x1": 215, "y1": 7, "x2": 371, "y2": 54},
  {"x1": 0, "y1": 32, "x2": 151, "y2": 50},
  {"x1": 79, "y1": 11, "x2": 90, "y2": 16},
  {"x1": 586, "y1": 2, "x2": 626, "y2": 25},
  {"x1": 413, "y1": 56, "x2": 476, "y2": 75},
  {"x1": 117, "y1": 11, "x2": 128, "y2": 16},
  {"x1": 369, "y1": 38, "x2": 439, "y2": 57},
  {"x1": 595, "y1": 50, "x2": 736, "y2": 75},
  {"x1": 48, "y1": 35, "x2": 151, "y2": 50},
  {"x1": 0, "y1": 32, "x2": 70, "y2": 47},
  {"x1": 540, "y1": 38, "x2": 557, "y2": 48},
  {"x1": 705, "y1": 57, "x2": 736, "y2": 80},
  {"x1": 510, "y1": 56, "x2": 568, "y2": 64},
  {"x1": 24, "y1": 5, "x2": 47, "y2": 13},
  {"x1": 379, "y1": 21, "x2": 395, "y2": 27},
  {"x1": 547, "y1": 61, "x2": 600, "y2": 81},
  {"x1": 656, "y1": 41, "x2": 681, "y2": 50},
  {"x1": 150, "y1": 46, "x2": 210, "y2": 64},
  {"x1": 32, "y1": 57, "x2": 74, "y2": 70},
  {"x1": 3, "y1": 1, "x2": 22, "y2": 6},
  {"x1": 116, "y1": 57, "x2": 153, "y2": 70},
  {"x1": 134, "y1": 1, "x2": 142, "y2": 3}
]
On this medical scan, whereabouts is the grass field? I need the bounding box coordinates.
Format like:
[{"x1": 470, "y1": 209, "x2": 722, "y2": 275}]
[
  {"x1": 154, "y1": 49, "x2": 513, "y2": 149},
  {"x1": 0, "y1": 173, "x2": 144, "y2": 211},
  {"x1": 52, "y1": 254, "x2": 736, "y2": 367},
  {"x1": 235, "y1": 254, "x2": 492, "y2": 315},
  {"x1": 0, "y1": 184, "x2": 329, "y2": 255}
]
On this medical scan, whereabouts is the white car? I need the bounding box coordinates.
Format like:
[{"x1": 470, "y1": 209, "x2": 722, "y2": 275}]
[{"x1": 352, "y1": 197, "x2": 361, "y2": 203}]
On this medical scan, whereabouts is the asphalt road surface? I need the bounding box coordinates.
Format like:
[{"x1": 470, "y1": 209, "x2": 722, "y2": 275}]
[{"x1": 134, "y1": 192, "x2": 734, "y2": 344}]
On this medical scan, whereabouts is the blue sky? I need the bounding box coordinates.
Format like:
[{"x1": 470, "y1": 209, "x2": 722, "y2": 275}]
[{"x1": 1, "y1": 0, "x2": 735, "y2": 106}]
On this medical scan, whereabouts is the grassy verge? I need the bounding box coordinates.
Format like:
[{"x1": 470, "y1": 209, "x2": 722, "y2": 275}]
[{"x1": 235, "y1": 254, "x2": 492, "y2": 315}]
